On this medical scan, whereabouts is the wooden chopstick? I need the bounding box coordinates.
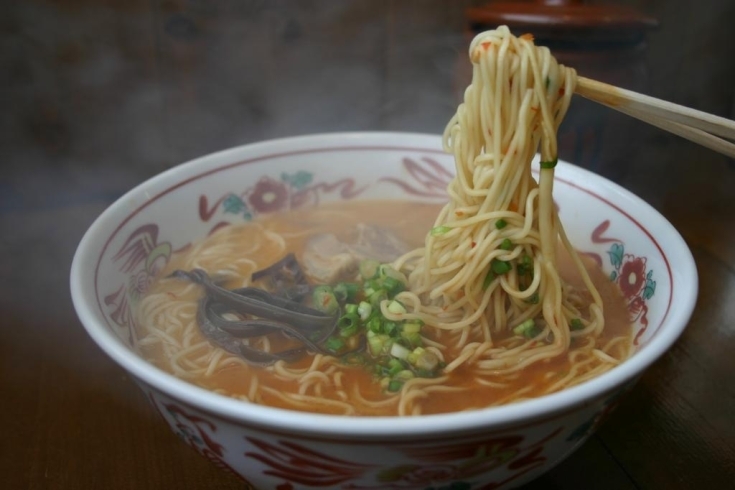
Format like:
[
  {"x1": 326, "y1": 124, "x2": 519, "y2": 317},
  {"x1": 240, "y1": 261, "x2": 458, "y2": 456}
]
[
  {"x1": 575, "y1": 76, "x2": 735, "y2": 159},
  {"x1": 614, "y1": 103, "x2": 735, "y2": 159}
]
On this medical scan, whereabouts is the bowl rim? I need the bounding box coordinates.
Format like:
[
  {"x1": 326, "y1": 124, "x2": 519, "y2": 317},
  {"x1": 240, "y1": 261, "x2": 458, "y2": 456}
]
[{"x1": 70, "y1": 131, "x2": 698, "y2": 439}]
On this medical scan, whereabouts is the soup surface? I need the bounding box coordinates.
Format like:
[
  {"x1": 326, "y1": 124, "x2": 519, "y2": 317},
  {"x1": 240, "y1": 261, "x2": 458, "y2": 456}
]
[{"x1": 136, "y1": 199, "x2": 631, "y2": 416}]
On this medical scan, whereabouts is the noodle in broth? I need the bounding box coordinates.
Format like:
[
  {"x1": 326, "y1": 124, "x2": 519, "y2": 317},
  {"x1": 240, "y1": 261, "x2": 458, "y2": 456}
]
[
  {"x1": 135, "y1": 27, "x2": 633, "y2": 416},
  {"x1": 392, "y1": 27, "x2": 603, "y2": 376}
]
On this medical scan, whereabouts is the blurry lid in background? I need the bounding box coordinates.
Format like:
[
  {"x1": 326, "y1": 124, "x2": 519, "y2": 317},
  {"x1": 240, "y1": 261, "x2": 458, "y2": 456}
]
[{"x1": 467, "y1": 0, "x2": 658, "y2": 47}]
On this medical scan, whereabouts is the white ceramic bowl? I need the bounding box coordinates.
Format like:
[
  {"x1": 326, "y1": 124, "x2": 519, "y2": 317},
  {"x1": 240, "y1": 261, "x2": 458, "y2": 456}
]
[{"x1": 71, "y1": 132, "x2": 697, "y2": 490}]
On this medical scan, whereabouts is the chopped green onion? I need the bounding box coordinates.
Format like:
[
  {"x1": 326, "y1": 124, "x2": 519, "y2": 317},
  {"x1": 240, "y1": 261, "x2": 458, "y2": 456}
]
[
  {"x1": 377, "y1": 267, "x2": 407, "y2": 296},
  {"x1": 500, "y1": 238, "x2": 513, "y2": 250},
  {"x1": 570, "y1": 318, "x2": 585, "y2": 331},
  {"x1": 517, "y1": 255, "x2": 533, "y2": 275},
  {"x1": 387, "y1": 300, "x2": 407, "y2": 315},
  {"x1": 394, "y1": 370, "x2": 415, "y2": 381},
  {"x1": 367, "y1": 316, "x2": 384, "y2": 334},
  {"x1": 387, "y1": 380, "x2": 403, "y2": 392},
  {"x1": 382, "y1": 276, "x2": 405, "y2": 296},
  {"x1": 369, "y1": 289, "x2": 388, "y2": 309},
  {"x1": 338, "y1": 313, "x2": 360, "y2": 337},
  {"x1": 414, "y1": 350, "x2": 439, "y2": 371},
  {"x1": 390, "y1": 342, "x2": 411, "y2": 361},
  {"x1": 387, "y1": 358, "x2": 405, "y2": 375},
  {"x1": 484, "y1": 259, "x2": 512, "y2": 290},
  {"x1": 377, "y1": 264, "x2": 392, "y2": 277},
  {"x1": 344, "y1": 303, "x2": 359, "y2": 316},
  {"x1": 333, "y1": 282, "x2": 359, "y2": 302},
  {"x1": 312, "y1": 286, "x2": 339, "y2": 314},
  {"x1": 540, "y1": 158, "x2": 558, "y2": 169},
  {"x1": 383, "y1": 320, "x2": 399, "y2": 336},
  {"x1": 338, "y1": 312, "x2": 359, "y2": 328},
  {"x1": 359, "y1": 260, "x2": 380, "y2": 280},
  {"x1": 495, "y1": 219, "x2": 508, "y2": 229},
  {"x1": 402, "y1": 322, "x2": 422, "y2": 334},
  {"x1": 382, "y1": 337, "x2": 394, "y2": 353},
  {"x1": 367, "y1": 335, "x2": 384, "y2": 356},
  {"x1": 401, "y1": 331, "x2": 423, "y2": 348},
  {"x1": 431, "y1": 225, "x2": 452, "y2": 236},
  {"x1": 491, "y1": 259, "x2": 512, "y2": 275},
  {"x1": 324, "y1": 336, "x2": 346, "y2": 353},
  {"x1": 407, "y1": 347, "x2": 423, "y2": 365},
  {"x1": 357, "y1": 301, "x2": 372, "y2": 321},
  {"x1": 525, "y1": 292, "x2": 539, "y2": 304},
  {"x1": 482, "y1": 270, "x2": 496, "y2": 290},
  {"x1": 513, "y1": 319, "x2": 540, "y2": 338}
]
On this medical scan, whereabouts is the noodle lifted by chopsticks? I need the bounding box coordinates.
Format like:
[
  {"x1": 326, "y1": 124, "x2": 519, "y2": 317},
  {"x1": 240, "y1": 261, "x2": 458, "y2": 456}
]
[{"x1": 392, "y1": 26, "x2": 605, "y2": 375}]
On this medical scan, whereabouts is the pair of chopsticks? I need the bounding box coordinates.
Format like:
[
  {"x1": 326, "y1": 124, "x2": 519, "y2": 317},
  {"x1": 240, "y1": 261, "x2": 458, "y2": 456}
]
[{"x1": 575, "y1": 76, "x2": 735, "y2": 159}]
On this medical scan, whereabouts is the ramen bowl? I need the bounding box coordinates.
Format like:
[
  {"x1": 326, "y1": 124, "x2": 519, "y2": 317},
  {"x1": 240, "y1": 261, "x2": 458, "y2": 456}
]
[{"x1": 71, "y1": 132, "x2": 697, "y2": 489}]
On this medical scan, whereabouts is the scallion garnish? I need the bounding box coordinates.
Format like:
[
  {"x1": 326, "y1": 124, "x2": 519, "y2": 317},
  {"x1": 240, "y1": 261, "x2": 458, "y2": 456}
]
[
  {"x1": 333, "y1": 282, "x2": 359, "y2": 302},
  {"x1": 570, "y1": 318, "x2": 585, "y2": 331},
  {"x1": 491, "y1": 259, "x2": 512, "y2": 275},
  {"x1": 540, "y1": 157, "x2": 558, "y2": 169},
  {"x1": 402, "y1": 322, "x2": 422, "y2": 334},
  {"x1": 524, "y1": 292, "x2": 539, "y2": 304},
  {"x1": 367, "y1": 334, "x2": 384, "y2": 356},
  {"x1": 387, "y1": 380, "x2": 403, "y2": 392},
  {"x1": 302, "y1": 259, "x2": 444, "y2": 390},
  {"x1": 517, "y1": 254, "x2": 533, "y2": 275},
  {"x1": 383, "y1": 320, "x2": 399, "y2": 336},
  {"x1": 367, "y1": 316, "x2": 384, "y2": 334},
  {"x1": 369, "y1": 289, "x2": 388, "y2": 308},
  {"x1": 324, "y1": 336, "x2": 346, "y2": 353},
  {"x1": 387, "y1": 300, "x2": 407, "y2": 315},
  {"x1": 500, "y1": 238, "x2": 513, "y2": 250},
  {"x1": 312, "y1": 286, "x2": 339, "y2": 314},
  {"x1": 390, "y1": 342, "x2": 411, "y2": 361},
  {"x1": 401, "y1": 331, "x2": 422, "y2": 348},
  {"x1": 338, "y1": 313, "x2": 360, "y2": 337},
  {"x1": 359, "y1": 260, "x2": 380, "y2": 280},
  {"x1": 495, "y1": 219, "x2": 508, "y2": 229},
  {"x1": 482, "y1": 270, "x2": 496, "y2": 290},
  {"x1": 431, "y1": 225, "x2": 452, "y2": 236},
  {"x1": 513, "y1": 319, "x2": 540, "y2": 338},
  {"x1": 382, "y1": 276, "x2": 405, "y2": 296},
  {"x1": 357, "y1": 301, "x2": 372, "y2": 321}
]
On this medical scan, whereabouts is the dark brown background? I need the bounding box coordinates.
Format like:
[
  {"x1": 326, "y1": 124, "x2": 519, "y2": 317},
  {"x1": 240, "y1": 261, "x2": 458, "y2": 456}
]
[{"x1": 1, "y1": 1, "x2": 734, "y2": 488}]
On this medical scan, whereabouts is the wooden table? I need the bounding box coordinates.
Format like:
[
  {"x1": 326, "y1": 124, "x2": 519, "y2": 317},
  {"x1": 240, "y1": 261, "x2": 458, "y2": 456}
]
[{"x1": 2, "y1": 1, "x2": 735, "y2": 488}]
